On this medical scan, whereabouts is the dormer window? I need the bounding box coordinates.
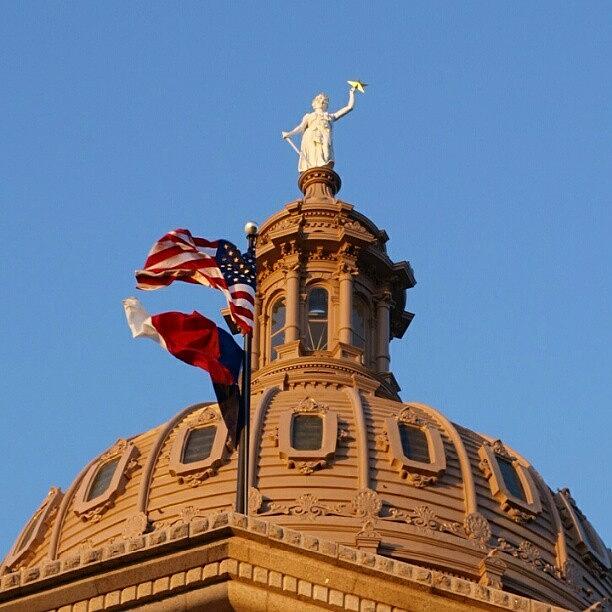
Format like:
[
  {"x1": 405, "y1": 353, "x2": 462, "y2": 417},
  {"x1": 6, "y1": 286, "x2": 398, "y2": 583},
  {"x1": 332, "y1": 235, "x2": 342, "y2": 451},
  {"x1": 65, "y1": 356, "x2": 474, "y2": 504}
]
[
  {"x1": 182, "y1": 426, "x2": 217, "y2": 463},
  {"x1": 381, "y1": 406, "x2": 446, "y2": 487},
  {"x1": 73, "y1": 439, "x2": 139, "y2": 522},
  {"x1": 478, "y1": 440, "x2": 541, "y2": 523},
  {"x1": 277, "y1": 397, "x2": 339, "y2": 474},
  {"x1": 270, "y1": 296, "x2": 286, "y2": 360},
  {"x1": 3, "y1": 487, "x2": 63, "y2": 570},
  {"x1": 304, "y1": 288, "x2": 328, "y2": 351},
  {"x1": 168, "y1": 406, "x2": 228, "y2": 486},
  {"x1": 86, "y1": 458, "x2": 120, "y2": 501},
  {"x1": 556, "y1": 488, "x2": 611, "y2": 571}
]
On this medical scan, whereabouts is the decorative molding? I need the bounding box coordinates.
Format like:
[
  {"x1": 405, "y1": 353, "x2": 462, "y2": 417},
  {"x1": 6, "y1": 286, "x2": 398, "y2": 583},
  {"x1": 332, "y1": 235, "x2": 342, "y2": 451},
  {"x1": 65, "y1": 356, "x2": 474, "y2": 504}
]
[
  {"x1": 555, "y1": 488, "x2": 611, "y2": 571},
  {"x1": 121, "y1": 512, "x2": 149, "y2": 539},
  {"x1": 464, "y1": 512, "x2": 492, "y2": 548},
  {"x1": 3, "y1": 487, "x2": 63, "y2": 571},
  {"x1": 380, "y1": 504, "x2": 463, "y2": 537},
  {"x1": 73, "y1": 440, "x2": 139, "y2": 523},
  {"x1": 493, "y1": 538, "x2": 557, "y2": 578},
  {"x1": 478, "y1": 441, "x2": 542, "y2": 523},
  {"x1": 1, "y1": 510, "x2": 560, "y2": 612},
  {"x1": 277, "y1": 397, "x2": 339, "y2": 474},
  {"x1": 167, "y1": 406, "x2": 229, "y2": 487},
  {"x1": 478, "y1": 553, "x2": 507, "y2": 589},
  {"x1": 382, "y1": 407, "x2": 446, "y2": 486}
]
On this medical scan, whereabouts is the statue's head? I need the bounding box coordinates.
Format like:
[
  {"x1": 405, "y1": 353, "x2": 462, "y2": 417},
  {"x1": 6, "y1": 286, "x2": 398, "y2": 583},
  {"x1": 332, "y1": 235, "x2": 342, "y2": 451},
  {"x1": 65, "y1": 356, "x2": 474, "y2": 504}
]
[{"x1": 311, "y1": 93, "x2": 329, "y2": 111}]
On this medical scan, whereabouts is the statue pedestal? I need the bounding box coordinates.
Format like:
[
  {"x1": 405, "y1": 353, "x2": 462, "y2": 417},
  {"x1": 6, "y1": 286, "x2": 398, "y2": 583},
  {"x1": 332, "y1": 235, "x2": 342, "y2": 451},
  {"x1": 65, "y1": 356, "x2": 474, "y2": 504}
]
[{"x1": 298, "y1": 166, "x2": 341, "y2": 200}]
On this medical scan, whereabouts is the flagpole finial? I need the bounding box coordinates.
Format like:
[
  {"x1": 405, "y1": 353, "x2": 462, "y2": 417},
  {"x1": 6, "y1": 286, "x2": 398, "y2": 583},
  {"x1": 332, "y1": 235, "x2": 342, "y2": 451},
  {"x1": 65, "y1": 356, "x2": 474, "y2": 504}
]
[{"x1": 244, "y1": 221, "x2": 258, "y2": 236}]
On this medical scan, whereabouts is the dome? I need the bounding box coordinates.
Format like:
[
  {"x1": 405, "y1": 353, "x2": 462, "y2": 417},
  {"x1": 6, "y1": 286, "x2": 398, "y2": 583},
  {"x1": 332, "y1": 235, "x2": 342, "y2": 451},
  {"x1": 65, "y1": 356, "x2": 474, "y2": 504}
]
[{"x1": 1, "y1": 168, "x2": 610, "y2": 611}]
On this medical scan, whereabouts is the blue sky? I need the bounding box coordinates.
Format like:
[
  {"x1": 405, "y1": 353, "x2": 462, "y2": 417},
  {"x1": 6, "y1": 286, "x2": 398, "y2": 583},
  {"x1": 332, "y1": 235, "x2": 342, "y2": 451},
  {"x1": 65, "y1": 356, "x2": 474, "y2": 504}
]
[{"x1": 1, "y1": 3, "x2": 610, "y2": 555}]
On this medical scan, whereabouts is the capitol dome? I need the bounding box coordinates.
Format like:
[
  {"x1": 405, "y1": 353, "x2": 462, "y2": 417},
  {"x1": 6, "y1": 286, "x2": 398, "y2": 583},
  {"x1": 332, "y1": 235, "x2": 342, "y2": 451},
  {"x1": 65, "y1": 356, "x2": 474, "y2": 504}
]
[{"x1": 1, "y1": 168, "x2": 610, "y2": 612}]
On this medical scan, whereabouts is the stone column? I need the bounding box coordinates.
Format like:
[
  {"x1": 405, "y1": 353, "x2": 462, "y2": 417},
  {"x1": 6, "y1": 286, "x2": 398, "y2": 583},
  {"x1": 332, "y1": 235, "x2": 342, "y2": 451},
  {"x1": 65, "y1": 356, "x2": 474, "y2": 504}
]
[
  {"x1": 338, "y1": 264, "x2": 355, "y2": 345},
  {"x1": 251, "y1": 294, "x2": 261, "y2": 370},
  {"x1": 376, "y1": 291, "x2": 392, "y2": 372},
  {"x1": 285, "y1": 266, "x2": 300, "y2": 343}
]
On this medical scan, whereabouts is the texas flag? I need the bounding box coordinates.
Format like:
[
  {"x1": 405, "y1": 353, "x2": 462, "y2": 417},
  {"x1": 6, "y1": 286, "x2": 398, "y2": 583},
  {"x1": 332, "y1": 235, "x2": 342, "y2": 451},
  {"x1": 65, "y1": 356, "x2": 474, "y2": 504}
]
[{"x1": 123, "y1": 298, "x2": 243, "y2": 444}]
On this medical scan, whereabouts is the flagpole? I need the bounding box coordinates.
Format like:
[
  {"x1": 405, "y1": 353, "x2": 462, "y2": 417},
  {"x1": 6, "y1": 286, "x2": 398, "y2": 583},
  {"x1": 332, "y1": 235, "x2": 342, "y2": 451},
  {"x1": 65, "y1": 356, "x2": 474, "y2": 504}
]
[{"x1": 236, "y1": 221, "x2": 257, "y2": 515}]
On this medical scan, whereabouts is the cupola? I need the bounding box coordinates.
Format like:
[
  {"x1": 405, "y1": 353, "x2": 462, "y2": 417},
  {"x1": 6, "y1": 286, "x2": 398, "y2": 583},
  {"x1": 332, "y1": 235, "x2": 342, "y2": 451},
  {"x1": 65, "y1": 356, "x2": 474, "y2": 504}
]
[{"x1": 253, "y1": 166, "x2": 415, "y2": 399}]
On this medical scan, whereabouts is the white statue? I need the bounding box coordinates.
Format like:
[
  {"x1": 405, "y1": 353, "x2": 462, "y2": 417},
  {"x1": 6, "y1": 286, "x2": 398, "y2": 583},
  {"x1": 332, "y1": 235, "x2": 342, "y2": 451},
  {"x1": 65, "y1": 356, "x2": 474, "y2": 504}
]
[{"x1": 282, "y1": 84, "x2": 361, "y2": 172}]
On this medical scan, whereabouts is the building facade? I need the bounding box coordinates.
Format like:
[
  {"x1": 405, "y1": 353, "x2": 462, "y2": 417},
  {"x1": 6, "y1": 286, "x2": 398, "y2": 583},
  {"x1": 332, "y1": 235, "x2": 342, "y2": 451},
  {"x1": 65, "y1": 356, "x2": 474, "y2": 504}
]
[{"x1": 1, "y1": 167, "x2": 610, "y2": 611}]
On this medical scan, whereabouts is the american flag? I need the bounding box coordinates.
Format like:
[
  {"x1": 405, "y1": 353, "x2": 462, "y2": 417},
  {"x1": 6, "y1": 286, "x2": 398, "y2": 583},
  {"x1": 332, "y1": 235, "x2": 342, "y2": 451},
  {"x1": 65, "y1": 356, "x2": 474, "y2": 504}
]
[{"x1": 135, "y1": 229, "x2": 256, "y2": 334}]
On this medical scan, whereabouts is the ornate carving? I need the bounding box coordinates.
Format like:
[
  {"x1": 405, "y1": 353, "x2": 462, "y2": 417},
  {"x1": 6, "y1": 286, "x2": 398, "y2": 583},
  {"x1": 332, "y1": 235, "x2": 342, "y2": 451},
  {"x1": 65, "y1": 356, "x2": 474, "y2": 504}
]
[
  {"x1": 400, "y1": 472, "x2": 437, "y2": 487},
  {"x1": 177, "y1": 467, "x2": 219, "y2": 487},
  {"x1": 295, "y1": 396, "x2": 328, "y2": 414},
  {"x1": 99, "y1": 438, "x2": 130, "y2": 462},
  {"x1": 336, "y1": 260, "x2": 359, "y2": 276},
  {"x1": 79, "y1": 500, "x2": 115, "y2": 524},
  {"x1": 493, "y1": 538, "x2": 557, "y2": 577},
  {"x1": 336, "y1": 422, "x2": 350, "y2": 444},
  {"x1": 248, "y1": 488, "x2": 264, "y2": 514},
  {"x1": 375, "y1": 431, "x2": 389, "y2": 451},
  {"x1": 348, "y1": 489, "x2": 382, "y2": 519},
  {"x1": 507, "y1": 507, "x2": 534, "y2": 524},
  {"x1": 464, "y1": 512, "x2": 492, "y2": 547},
  {"x1": 490, "y1": 439, "x2": 513, "y2": 460},
  {"x1": 122, "y1": 512, "x2": 149, "y2": 538},
  {"x1": 478, "y1": 457, "x2": 492, "y2": 478},
  {"x1": 287, "y1": 459, "x2": 327, "y2": 475},
  {"x1": 265, "y1": 427, "x2": 279, "y2": 447},
  {"x1": 264, "y1": 493, "x2": 335, "y2": 520},
  {"x1": 381, "y1": 504, "x2": 463, "y2": 536},
  {"x1": 396, "y1": 406, "x2": 425, "y2": 426}
]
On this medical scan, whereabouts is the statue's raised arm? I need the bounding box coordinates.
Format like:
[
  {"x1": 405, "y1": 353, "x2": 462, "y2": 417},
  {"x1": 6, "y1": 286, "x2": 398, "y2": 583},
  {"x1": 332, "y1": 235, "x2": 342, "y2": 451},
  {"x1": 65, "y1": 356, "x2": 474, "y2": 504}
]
[
  {"x1": 281, "y1": 81, "x2": 366, "y2": 172},
  {"x1": 331, "y1": 87, "x2": 355, "y2": 121}
]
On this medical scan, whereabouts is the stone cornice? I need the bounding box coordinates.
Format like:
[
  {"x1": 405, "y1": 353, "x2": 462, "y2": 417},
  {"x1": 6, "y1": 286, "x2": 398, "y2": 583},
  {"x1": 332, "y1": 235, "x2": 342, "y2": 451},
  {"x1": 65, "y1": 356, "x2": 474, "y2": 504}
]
[{"x1": 0, "y1": 512, "x2": 573, "y2": 612}]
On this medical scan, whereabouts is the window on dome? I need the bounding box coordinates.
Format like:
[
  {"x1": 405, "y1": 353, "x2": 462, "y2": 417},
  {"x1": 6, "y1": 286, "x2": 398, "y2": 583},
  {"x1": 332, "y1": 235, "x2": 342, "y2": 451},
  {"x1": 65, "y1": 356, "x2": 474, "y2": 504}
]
[
  {"x1": 477, "y1": 440, "x2": 542, "y2": 521},
  {"x1": 382, "y1": 408, "x2": 446, "y2": 486},
  {"x1": 182, "y1": 427, "x2": 217, "y2": 464},
  {"x1": 87, "y1": 458, "x2": 120, "y2": 501},
  {"x1": 4, "y1": 487, "x2": 63, "y2": 571},
  {"x1": 304, "y1": 288, "x2": 328, "y2": 351},
  {"x1": 291, "y1": 414, "x2": 323, "y2": 450},
  {"x1": 15, "y1": 514, "x2": 41, "y2": 553},
  {"x1": 270, "y1": 297, "x2": 286, "y2": 360},
  {"x1": 398, "y1": 424, "x2": 430, "y2": 463},
  {"x1": 497, "y1": 456, "x2": 527, "y2": 502},
  {"x1": 556, "y1": 488, "x2": 611, "y2": 570},
  {"x1": 352, "y1": 295, "x2": 369, "y2": 352}
]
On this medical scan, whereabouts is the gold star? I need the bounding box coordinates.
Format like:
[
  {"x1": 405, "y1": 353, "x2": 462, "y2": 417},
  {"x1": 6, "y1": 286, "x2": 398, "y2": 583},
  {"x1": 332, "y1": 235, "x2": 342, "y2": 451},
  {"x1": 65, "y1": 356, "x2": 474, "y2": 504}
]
[{"x1": 347, "y1": 80, "x2": 368, "y2": 93}]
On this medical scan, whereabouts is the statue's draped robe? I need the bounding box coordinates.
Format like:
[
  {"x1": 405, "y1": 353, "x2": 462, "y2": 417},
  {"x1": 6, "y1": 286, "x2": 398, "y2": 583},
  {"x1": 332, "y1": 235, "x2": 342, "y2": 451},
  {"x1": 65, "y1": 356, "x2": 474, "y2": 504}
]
[{"x1": 299, "y1": 111, "x2": 335, "y2": 172}]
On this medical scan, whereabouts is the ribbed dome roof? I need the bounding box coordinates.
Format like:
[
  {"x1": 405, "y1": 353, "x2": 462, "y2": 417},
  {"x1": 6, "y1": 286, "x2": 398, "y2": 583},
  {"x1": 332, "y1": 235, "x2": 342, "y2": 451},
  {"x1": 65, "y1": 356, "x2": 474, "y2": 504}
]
[{"x1": 2, "y1": 390, "x2": 610, "y2": 610}]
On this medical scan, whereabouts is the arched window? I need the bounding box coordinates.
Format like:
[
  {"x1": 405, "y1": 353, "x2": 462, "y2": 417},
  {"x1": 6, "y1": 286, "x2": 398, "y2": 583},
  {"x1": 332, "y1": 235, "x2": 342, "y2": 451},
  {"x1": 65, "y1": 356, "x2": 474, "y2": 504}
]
[
  {"x1": 304, "y1": 288, "x2": 328, "y2": 351},
  {"x1": 182, "y1": 427, "x2": 217, "y2": 463},
  {"x1": 352, "y1": 295, "x2": 369, "y2": 352},
  {"x1": 270, "y1": 297, "x2": 286, "y2": 360},
  {"x1": 87, "y1": 457, "x2": 120, "y2": 501},
  {"x1": 291, "y1": 415, "x2": 323, "y2": 450}
]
